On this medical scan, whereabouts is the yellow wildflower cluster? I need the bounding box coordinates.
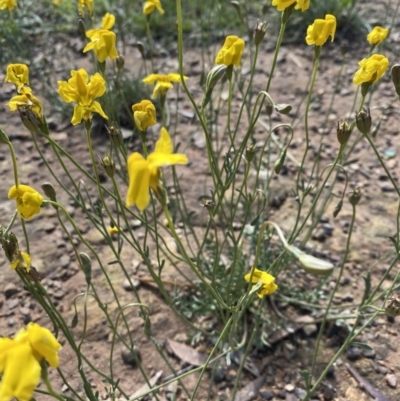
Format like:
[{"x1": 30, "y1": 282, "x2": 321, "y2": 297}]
[
  {"x1": 143, "y1": 73, "x2": 188, "y2": 99},
  {"x1": 0, "y1": 323, "x2": 61, "y2": 401},
  {"x1": 83, "y1": 13, "x2": 118, "y2": 63},
  {"x1": 4, "y1": 64, "x2": 44, "y2": 119}
]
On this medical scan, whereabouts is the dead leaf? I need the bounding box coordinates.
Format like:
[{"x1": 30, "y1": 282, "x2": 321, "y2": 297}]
[
  {"x1": 234, "y1": 376, "x2": 265, "y2": 401},
  {"x1": 129, "y1": 370, "x2": 163, "y2": 400},
  {"x1": 167, "y1": 339, "x2": 209, "y2": 367}
]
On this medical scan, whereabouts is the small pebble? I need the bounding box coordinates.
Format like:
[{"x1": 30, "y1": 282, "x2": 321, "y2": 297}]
[
  {"x1": 121, "y1": 346, "x2": 141, "y2": 367},
  {"x1": 122, "y1": 278, "x2": 140, "y2": 292},
  {"x1": 362, "y1": 348, "x2": 376, "y2": 359},
  {"x1": 260, "y1": 390, "x2": 273, "y2": 400},
  {"x1": 346, "y1": 347, "x2": 362, "y2": 361},
  {"x1": 284, "y1": 384, "x2": 295, "y2": 393},
  {"x1": 277, "y1": 390, "x2": 286, "y2": 399},
  {"x1": 386, "y1": 374, "x2": 397, "y2": 388},
  {"x1": 7, "y1": 299, "x2": 19, "y2": 310},
  {"x1": 4, "y1": 283, "x2": 19, "y2": 299},
  {"x1": 294, "y1": 388, "x2": 306, "y2": 399}
]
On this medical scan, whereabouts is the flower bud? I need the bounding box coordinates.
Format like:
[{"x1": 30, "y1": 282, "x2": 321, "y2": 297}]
[
  {"x1": 348, "y1": 187, "x2": 361, "y2": 206},
  {"x1": 78, "y1": 17, "x2": 86, "y2": 37},
  {"x1": 137, "y1": 42, "x2": 146, "y2": 59},
  {"x1": 333, "y1": 200, "x2": 343, "y2": 218},
  {"x1": 391, "y1": 64, "x2": 400, "y2": 97},
  {"x1": 116, "y1": 55, "x2": 125, "y2": 71},
  {"x1": 101, "y1": 155, "x2": 116, "y2": 178},
  {"x1": 201, "y1": 197, "x2": 215, "y2": 210},
  {"x1": 355, "y1": 108, "x2": 371, "y2": 135},
  {"x1": 19, "y1": 108, "x2": 40, "y2": 133},
  {"x1": 336, "y1": 120, "x2": 351, "y2": 144},
  {"x1": 41, "y1": 182, "x2": 57, "y2": 202},
  {"x1": 202, "y1": 65, "x2": 227, "y2": 108},
  {"x1": 274, "y1": 148, "x2": 287, "y2": 174},
  {"x1": 2, "y1": 232, "x2": 19, "y2": 262},
  {"x1": 274, "y1": 103, "x2": 292, "y2": 115},
  {"x1": 0, "y1": 127, "x2": 9, "y2": 144},
  {"x1": 265, "y1": 102, "x2": 274, "y2": 116},
  {"x1": 245, "y1": 144, "x2": 256, "y2": 163},
  {"x1": 385, "y1": 294, "x2": 400, "y2": 317},
  {"x1": 107, "y1": 124, "x2": 123, "y2": 147},
  {"x1": 298, "y1": 253, "x2": 334, "y2": 276},
  {"x1": 254, "y1": 21, "x2": 267, "y2": 45}
]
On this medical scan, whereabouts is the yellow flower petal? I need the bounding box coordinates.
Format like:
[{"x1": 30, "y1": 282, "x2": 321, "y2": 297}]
[
  {"x1": 306, "y1": 14, "x2": 337, "y2": 46},
  {"x1": 126, "y1": 153, "x2": 151, "y2": 210},
  {"x1": 353, "y1": 54, "x2": 389, "y2": 85},
  {"x1": 367, "y1": 26, "x2": 389, "y2": 46},
  {"x1": 26, "y1": 323, "x2": 62, "y2": 368},
  {"x1": 132, "y1": 100, "x2": 157, "y2": 131},
  {"x1": 215, "y1": 35, "x2": 245, "y2": 67},
  {"x1": 102, "y1": 13, "x2": 115, "y2": 30},
  {"x1": 8, "y1": 185, "x2": 44, "y2": 219},
  {"x1": 4, "y1": 64, "x2": 29, "y2": 87},
  {"x1": 244, "y1": 268, "x2": 278, "y2": 298}
]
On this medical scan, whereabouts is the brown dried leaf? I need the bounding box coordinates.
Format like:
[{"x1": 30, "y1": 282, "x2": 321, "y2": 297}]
[
  {"x1": 129, "y1": 370, "x2": 163, "y2": 400},
  {"x1": 234, "y1": 376, "x2": 265, "y2": 401},
  {"x1": 167, "y1": 339, "x2": 209, "y2": 367}
]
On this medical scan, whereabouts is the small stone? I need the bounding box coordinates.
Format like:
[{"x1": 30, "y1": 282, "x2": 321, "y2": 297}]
[
  {"x1": 122, "y1": 278, "x2": 140, "y2": 292},
  {"x1": 19, "y1": 307, "x2": 32, "y2": 324},
  {"x1": 341, "y1": 292, "x2": 354, "y2": 302},
  {"x1": 60, "y1": 254, "x2": 71, "y2": 268},
  {"x1": 346, "y1": 347, "x2": 362, "y2": 361},
  {"x1": 4, "y1": 283, "x2": 19, "y2": 298},
  {"x1": 260, "y1": 390, "x2": 273, "y2": 400},
  {"x1": 380, "y1": 183, "x2": 395, "y2": 192},
  {"x1": 362, "y1": 348, "x2": 376, "y2": 359},
  {"x1": 277, "y1": 390, "x2": 286, "y2": 399},
  {"x1": 386, "y1": 374, "x2": 397, "y2": 388},
  {"x1": 7, "y1": 299, "x2": 19, "y2": 310},
  {"x1": 121, "y1": 346, "x2": 141, "y2": 367},
  {"x1": 284, "y1": 384, "x2": 295, "y2": 392},
  {"x1": 7, "y1": 318, "x2": 15, "y2": 327},
  {"x1": 285, "y1": 394, "x2": 297, "y2": 401},
  {"x1": 294, "y1": 388, "x2": 306, "y2": 399}
]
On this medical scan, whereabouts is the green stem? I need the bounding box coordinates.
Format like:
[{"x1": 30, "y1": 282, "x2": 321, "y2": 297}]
[{"x1": 308, "y1": 203, "x2": 357, "y2": 395}]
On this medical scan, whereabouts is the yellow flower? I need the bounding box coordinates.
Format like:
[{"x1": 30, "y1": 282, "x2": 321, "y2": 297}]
[
  {"x1": 126, "y1": 127, "x2": 188, "y2": 210},
  {"x1": 272, "y1": 0, "x2": 309, "y2": 11},
  {"x1": 143, "y1": 0, "x2": 164, "y2": 15},
  {"x1": 132, "y1": 100, "x2": 156, "y2": 131},
  {"x1": 367, "y1": 26, "x2": 389, "y2": 46},
  {"x1": 8, "y1": 185, "x2": 44, "y2": 220},
  {"x1": 58, "y1": 68, "x2": 108, "y2": 125},
  {"x1": 7, "y1": 87, "x2": 43, "y2": 119},
  {"x1": 0, "y1": 0, "x2": 17, "y2": 11},
  {"x1": 53, "y1": 0, "x2": 62, "y2": 4},
  {"x1": 108, "y1": 226, "x2": 120, "y2": 236},
  {"x1": 78, "y1": 0, "x2": 93, "y2": 16},
  {"x1": 4, "y1": 64, "x2": 29, "y2": 88},
  {"x1": 306, "y1": 14, "x2": 337, "y2": 46},
  {"x1": 0, "y1": 323, "x2": 61, "y2": 401},
  {"x1": 244, "y1": 268, "x2": 278, "y2": 298},
  {"x1": 353, "y1": 54, "x2": 389, "y2": 85},
  {"x1": 11, "y1": 252, "x2": 31, "y2": 272},
  {"x1": 215, "y1": 35, "x2": 245, "y2": 67},
  {"x1": 143, "y1": 73, "x2": 188, "y2": 99},
  {"x1": 83, "y1": 13, "x2": 118, "y2": 63}
]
